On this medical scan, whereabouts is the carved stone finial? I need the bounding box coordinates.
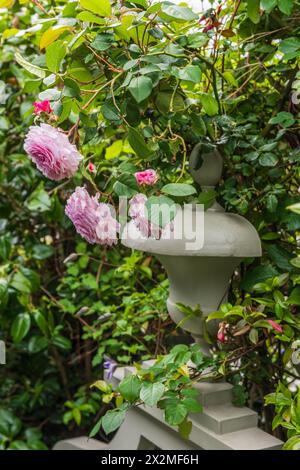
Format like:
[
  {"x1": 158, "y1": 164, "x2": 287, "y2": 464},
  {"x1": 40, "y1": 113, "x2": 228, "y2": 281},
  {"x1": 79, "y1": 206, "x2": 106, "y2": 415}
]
[{"x1": 189, "y1": 143, "x2": 223, "y2": 188}]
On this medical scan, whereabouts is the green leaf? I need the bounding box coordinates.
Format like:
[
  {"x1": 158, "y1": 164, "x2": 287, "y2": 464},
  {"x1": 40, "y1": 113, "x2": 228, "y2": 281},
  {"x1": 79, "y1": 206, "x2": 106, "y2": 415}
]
[
  {"x1": 247, "y1": 0, "x2": 261, "y2": 24},
  {"x1": 102, "y1": 408, "x2": 126, "y2": 435},
  {"x1": 260, "y1": 0, "x2": 277, "y2": 11},
  {"x1": 46, "y1": 40, "x2": 67, "y2": 73},
  {"x1": 175, "y1": 65, "x2": 201, "y2": 83},
  {"x1": 198, "y1": 189, "x2": 216, "y2": 210},
  {"x1": 89, "y1": 419, "x2": 102, "y2": 438},
  {"x1": 11, "y1": 271, "x2": 32, "y2": 294},
  {"x1": 91, "y1": 33, "x2": 114, "y2": 52},
  {"x1": 279, "y1": 37, "x2": 300, "y2": 59},
  {"x1": 182, "y1": 398, "x2": 202, "y2": 413},
  {"x1": 0, "y1": 409, "x2": 22, "y2": 439},
  {"x1": 76, "y1": 11, "x2": 106, "y2": 24},
  {"x1": 15, "y1": 52, "x2": 45, "y2": 78},
  {"x1": 178, "y1": 418, "x2": 192, "y2": 439},
  {"x1": 25, "y1": 184, "x2": 51, "y2": 212},
  {"x1": 40, "y1": 26, "x2": 71, "y2": 50},
  {"x1": 290, "y1": 257, "x2": 300, "y2": 269},
  {"x1": 161, "y1": 183, "x2": 196, "y2": 197},
  {"x1": 288, "y1": 287, "x2": 300, "y2": 306},
  {"x1": 165, "y1": 402, "x2": 188, "y2": 426},
  {"x1": 161, "y1": 4, "x2": 198, "y2": 22},
  {"x1": 128, "y1": 76, "x2": 153, "y2": 103},
  {"x1": 127, "y1": 127, "x2": 154, "y2": 158},
  {"x1": 140, "y1": 382, "x2": 165, "y2": 407},
  {"x1": 80, "y1": 0, "x2": 112, "y2": 17},
  {"x1": 145, "y1": 195, "x2": 177, "y2": 228},
  {"x1": 241, "y1": 265, "x2": 278, "y2": 291},
  {"x1": 32, "y1": 244, "x2": 54, "y2": 260},
  {"x1": 287, "y1": 203, "x2": 300, "y2": 215},
  {"x1": 249, "y1": 328, "x2": 259, "y2": 344},
  {"x1": 200, "y1": 94, "x2": 219, "y2": 116},
  {"x1": 11, "y1": 313, "x2": 31, "y2": 343},
  {"x1": 259, "y1": 153, "x2": 278, "y2": 167},
  {"x1": 278, "y1": 0, "x2": 293, "y2": 15},
  {"x1": 63, "y1": 78, "x2": 81, "y2": 98},
  {"x1": 0, "y1": 279, "x2": 8, "y2": 310},
  {"x1": 113, "y1": 173, "x2": 138, "y2": 198},
  {"x1": 118, "y1": 374, "x2": 141, "y2": 402}
]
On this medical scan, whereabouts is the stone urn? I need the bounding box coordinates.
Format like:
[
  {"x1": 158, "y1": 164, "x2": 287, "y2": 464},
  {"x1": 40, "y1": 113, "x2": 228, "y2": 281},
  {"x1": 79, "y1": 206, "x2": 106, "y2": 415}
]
[{"x1": 121, "y1": 145, "x2": 262, "y2": 354}]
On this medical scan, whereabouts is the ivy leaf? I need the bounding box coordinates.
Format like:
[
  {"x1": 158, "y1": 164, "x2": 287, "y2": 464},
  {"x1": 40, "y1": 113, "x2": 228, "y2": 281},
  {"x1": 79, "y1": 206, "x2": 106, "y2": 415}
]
[
  {"x1": 140, "y1": 382, "x2": 165, "y2": 407},
  {"x1": 118, "y1": 375, "x2": 141, "y2": 402},
  {"x1": 161, "y1": 183, "x2": 196, "y2": 197},
  {"x1": 102, "y1": 408, "x2": 126, "y2": 435},
  {"x1": 11, "y1": 313, "x2": 31, "y2": 343},
  {"x1": 80, "y1": 0, "x2": 111, "y2": 17},
  {"x1": 128, "y1": 76, "x2": 153, "y2": 103}
]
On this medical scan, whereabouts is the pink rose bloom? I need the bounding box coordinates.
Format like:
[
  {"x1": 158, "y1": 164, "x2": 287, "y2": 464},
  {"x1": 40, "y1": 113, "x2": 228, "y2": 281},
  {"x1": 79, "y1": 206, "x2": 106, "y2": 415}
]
[
  {"x1": 88, "y1": 162, "x2": 96, "y2": 173},
  {"x1": 129, "y1": 193, "x2": 160, "y2": 238},
  {"x1": 24, "y1": 123, "x2": 83, "y2": 180},
  {"x1": 267, "y1": 319, "x2": 283, "y2": 333},
  {"x1": 33, "y1": 100, "x2": 53, "y2": 114},
  {"x1": 135, "y1": 169, "x2": 157, "y2": 186},
  {"x1": 65, "y1": 187, "x2": 120, "y2": 246}
]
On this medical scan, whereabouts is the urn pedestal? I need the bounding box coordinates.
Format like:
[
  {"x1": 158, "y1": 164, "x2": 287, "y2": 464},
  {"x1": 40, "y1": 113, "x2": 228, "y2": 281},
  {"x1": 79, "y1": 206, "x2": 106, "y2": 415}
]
[{"x1": 54, "y1": 148, "x2": 282, "y2": 451}]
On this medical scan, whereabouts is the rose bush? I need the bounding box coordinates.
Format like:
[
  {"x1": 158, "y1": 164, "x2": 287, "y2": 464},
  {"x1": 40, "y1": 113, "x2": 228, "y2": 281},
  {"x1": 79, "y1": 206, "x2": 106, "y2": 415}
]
[{"x1": 0, "y1": 0, "x2": 300, "y2": 449}]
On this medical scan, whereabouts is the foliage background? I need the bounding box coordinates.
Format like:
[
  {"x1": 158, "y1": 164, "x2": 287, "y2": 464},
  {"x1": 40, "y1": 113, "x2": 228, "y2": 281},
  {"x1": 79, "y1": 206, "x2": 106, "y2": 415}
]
[{"x1": 0, "y1": 0, "x2": 300, "y2": 449}]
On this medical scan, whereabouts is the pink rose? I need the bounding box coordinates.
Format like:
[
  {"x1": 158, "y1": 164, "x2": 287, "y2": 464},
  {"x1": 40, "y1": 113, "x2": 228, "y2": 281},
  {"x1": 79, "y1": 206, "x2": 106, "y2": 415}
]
[
  {"x1": 33, "y1": 100, "x2": 53, "y2": 114},
  {"x1": 24, "y1": 123, "x2": 83, "y2": 180},
  {"x1": 87, "y1": 162, "x2": 96, "y2": 173},
  {"x1": 135, "y1": 169, "x2": 157, "y2": 186},
  {"x1": 65, "y1": 187, "x2": 120, "y2": 246}
]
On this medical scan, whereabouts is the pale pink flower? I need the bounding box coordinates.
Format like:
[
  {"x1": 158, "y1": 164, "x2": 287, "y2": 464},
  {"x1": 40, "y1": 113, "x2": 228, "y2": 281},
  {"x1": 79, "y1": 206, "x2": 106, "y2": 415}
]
[
  {"x1": 24, "y1": 123, "x2": 83, "y2": 180},
  {"x1": 135, "y1": 169, "x2": 157, "y2": 186},
  {"x1": 129, "y1": 194, "x2": 160, "y2": 238},
  {"x1": 267, "y1": 319, "x2": 283, "y2": 333},
  {"x1": 33, "y1": 100, "x2": 53, "y2": 114},
  {"x1": 65, "y1": 187, "x2": 119, "y2": 246}
]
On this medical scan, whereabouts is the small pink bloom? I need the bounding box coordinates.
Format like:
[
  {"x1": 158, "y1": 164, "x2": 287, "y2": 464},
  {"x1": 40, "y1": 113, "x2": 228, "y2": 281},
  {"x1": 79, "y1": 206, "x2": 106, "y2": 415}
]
[
  {"x1": 88, "y1": 162, "x2": 96, "y2": 173},
  {"x1": 217, "y1": 322, "x2": 228, "y2": 343},
  {"x1": 24, "y1": 123, "x2": 83, "y2": 180},
  {"x1": 33, "y1": 100, "x2": 53, "y2": 114},
  {"x1": 135, "y1": 169, "x2": 157, "y2": 186},
  {"x1": 267, "y1": 320, "x2": 283, "y2": 333},
  {"x1": 65, "y1": 187, "x2": 119, "y2": 246}
]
